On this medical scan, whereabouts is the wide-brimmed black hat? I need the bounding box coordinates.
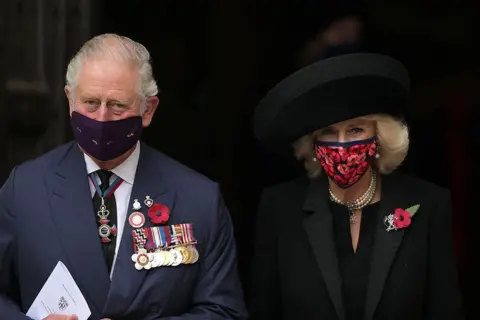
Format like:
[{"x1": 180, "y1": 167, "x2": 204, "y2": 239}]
[{"x1": 253, "y1": 53, "x2": 410, "y2": 148}]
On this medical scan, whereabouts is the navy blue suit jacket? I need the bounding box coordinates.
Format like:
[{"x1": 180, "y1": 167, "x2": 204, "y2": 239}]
[{"x1": 0, "y1": 142, "x2": 246, "y2": 320}]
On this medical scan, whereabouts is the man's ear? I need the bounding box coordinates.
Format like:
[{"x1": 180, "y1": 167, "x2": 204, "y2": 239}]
[
  {"x1": 141, "y1": 96, "x2": 159, "y2": 127},
  {"x1": 65, "y1": 86, "x2": 74, "y2": 115}
]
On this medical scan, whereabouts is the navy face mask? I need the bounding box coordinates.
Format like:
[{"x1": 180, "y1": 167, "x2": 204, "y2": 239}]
[{"x1": 71, "y1": 111, "x2": 143, "y2": 161}]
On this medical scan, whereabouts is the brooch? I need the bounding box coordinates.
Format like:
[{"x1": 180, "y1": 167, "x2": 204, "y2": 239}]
[{"x1": 384, "y1": 204, "x2": 420, "y2": 232}]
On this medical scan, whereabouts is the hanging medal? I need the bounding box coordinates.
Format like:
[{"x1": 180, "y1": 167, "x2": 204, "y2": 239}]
[
  {"x1": 144, "y1": 195, "x2": 154, "y2": 208},
  {"x1": 132, "y1": 199, "x2": 142, "y2": 210},
  {"x1": 129, "y1": 199, "x2": 146, "y2": 229},
  {"x1": 89, "y1": 173, "x2": 124, "y2": 243}
]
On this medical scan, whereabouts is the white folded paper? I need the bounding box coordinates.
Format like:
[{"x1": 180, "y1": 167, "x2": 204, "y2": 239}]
[{"x1": 26, "y1": 261, "x2": 91, "y2": 320}]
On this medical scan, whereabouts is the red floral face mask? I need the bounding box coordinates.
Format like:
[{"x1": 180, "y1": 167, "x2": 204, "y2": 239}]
[{"x1": 314, "y1": 137, "x2": 377, "y2": 188}]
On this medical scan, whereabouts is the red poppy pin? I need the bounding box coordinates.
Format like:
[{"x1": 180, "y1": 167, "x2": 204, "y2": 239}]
[
  {"x1": 148, "y1": 203, "x2": 170, "y2": 225},
  {"x1": 384, "y1": 204, "x2": 420, "y2": 232}
]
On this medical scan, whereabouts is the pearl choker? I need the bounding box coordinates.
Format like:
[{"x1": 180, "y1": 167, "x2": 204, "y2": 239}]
[{"x1": 329, "y1": 170, "x2": 377, "y2": 224}]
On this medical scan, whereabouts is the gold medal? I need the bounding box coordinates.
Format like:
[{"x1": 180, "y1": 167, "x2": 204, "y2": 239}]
[
  {"x1": 186, "y1": 247, "x2": 195, "y2": 264},
  {"x1": 190, "y1": 247, "x2": 199, "y2": 264},
  {"x1": 182, "y1": 247, "x2": 191, "y2": 264}
]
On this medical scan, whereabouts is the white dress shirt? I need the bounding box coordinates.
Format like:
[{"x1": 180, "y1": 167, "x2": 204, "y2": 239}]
[{"x1": 84, "y1": 141, "x2": 140, "y2": 279}]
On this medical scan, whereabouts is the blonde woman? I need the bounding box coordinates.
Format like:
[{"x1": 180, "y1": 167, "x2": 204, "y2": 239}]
[{"x1": 249, "y1": 53, "x2": 464, "y2": 320}]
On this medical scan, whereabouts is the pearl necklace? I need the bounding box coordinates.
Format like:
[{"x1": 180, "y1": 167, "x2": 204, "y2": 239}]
[{"x1": 329, "y1": 170, "x2": 377, "y2": 224}]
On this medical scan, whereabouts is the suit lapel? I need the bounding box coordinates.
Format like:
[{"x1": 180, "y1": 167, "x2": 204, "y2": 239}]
[
  {"x1": 302, "y1": 177, "x2": 346, "y2": 320},
  {"x1": 105, "y1": 144, "x2": 177, "y2": 314},
  {"x1": 364, "y1": 173, "x2": 409, "y2": 320},
  {"x1": 47, "y1": 143, "x2": 110, "y2": 317}
]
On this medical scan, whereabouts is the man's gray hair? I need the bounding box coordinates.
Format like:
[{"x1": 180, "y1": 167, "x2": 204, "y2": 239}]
[{"x1": 65, "y1": 33, "x2": 159, "y2": 98}]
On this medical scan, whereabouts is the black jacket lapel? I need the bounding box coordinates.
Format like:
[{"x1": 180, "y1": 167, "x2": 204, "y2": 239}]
[
  {"x1": 364, "y1": 173, "x2": 409, "y2": 320},
  {"x1": 302, "y1": 177, "x2": 346, "y2": 320}
]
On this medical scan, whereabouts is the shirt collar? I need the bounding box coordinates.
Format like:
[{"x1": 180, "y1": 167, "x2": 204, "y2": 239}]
[{"x1": 84, "y1": 141, "x2": 140, "y2": 185}]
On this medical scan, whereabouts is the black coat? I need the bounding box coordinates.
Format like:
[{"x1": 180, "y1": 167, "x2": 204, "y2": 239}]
[{"x1": 248, "y1": 172, "x2": 464, "y2": 320}]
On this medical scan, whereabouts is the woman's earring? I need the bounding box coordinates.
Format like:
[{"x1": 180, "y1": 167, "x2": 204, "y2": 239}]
[
  {"x1": 375, "y1": 153, "x2": 380, "y2": 159},
  {"x1": 312, "y1": 157, "x2": 318, "y2": 162}
]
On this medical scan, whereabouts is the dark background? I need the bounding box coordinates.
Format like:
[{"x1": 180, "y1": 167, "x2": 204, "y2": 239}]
[{"x1": 0, "y1": 0, "x2": 477, "y2": 318}]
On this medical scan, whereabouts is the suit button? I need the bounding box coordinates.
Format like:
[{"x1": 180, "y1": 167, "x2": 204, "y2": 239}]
[{"x1": 150, "y1": 305, "x2": 159, "y2": 314}]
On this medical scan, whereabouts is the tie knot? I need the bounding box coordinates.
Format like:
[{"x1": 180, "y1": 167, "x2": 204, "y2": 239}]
[{"x1": 96, "y1": 169, "x2": 112, "y2": 188}]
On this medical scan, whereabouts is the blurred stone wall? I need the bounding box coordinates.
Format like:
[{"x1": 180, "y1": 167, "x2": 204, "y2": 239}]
[{"x1": 0, "y1": 0, "x2": 96, "y2": 183}]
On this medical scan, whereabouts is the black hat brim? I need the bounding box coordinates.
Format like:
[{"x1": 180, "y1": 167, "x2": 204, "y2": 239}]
[{"x1": 253, "y1": 53, "x2": 410, "y2": 148}]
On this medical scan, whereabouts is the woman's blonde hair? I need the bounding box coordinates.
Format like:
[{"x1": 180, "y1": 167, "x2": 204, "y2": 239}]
[{"x1": 292, "y1": 114, "x2": 409, "y2": 178}]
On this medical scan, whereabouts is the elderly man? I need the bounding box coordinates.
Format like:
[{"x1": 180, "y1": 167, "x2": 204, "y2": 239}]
[{"x1": 0, "y1": 34, "x2": 246, "y2": 320}]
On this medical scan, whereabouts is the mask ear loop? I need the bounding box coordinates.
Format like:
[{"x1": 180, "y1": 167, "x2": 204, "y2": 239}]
[
  {"x1": 312, "y1": 140, "x2": 318, "y2": 162},
  {"x1": 374, "y1": 138, "x2": 380, "y2": 159}
]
